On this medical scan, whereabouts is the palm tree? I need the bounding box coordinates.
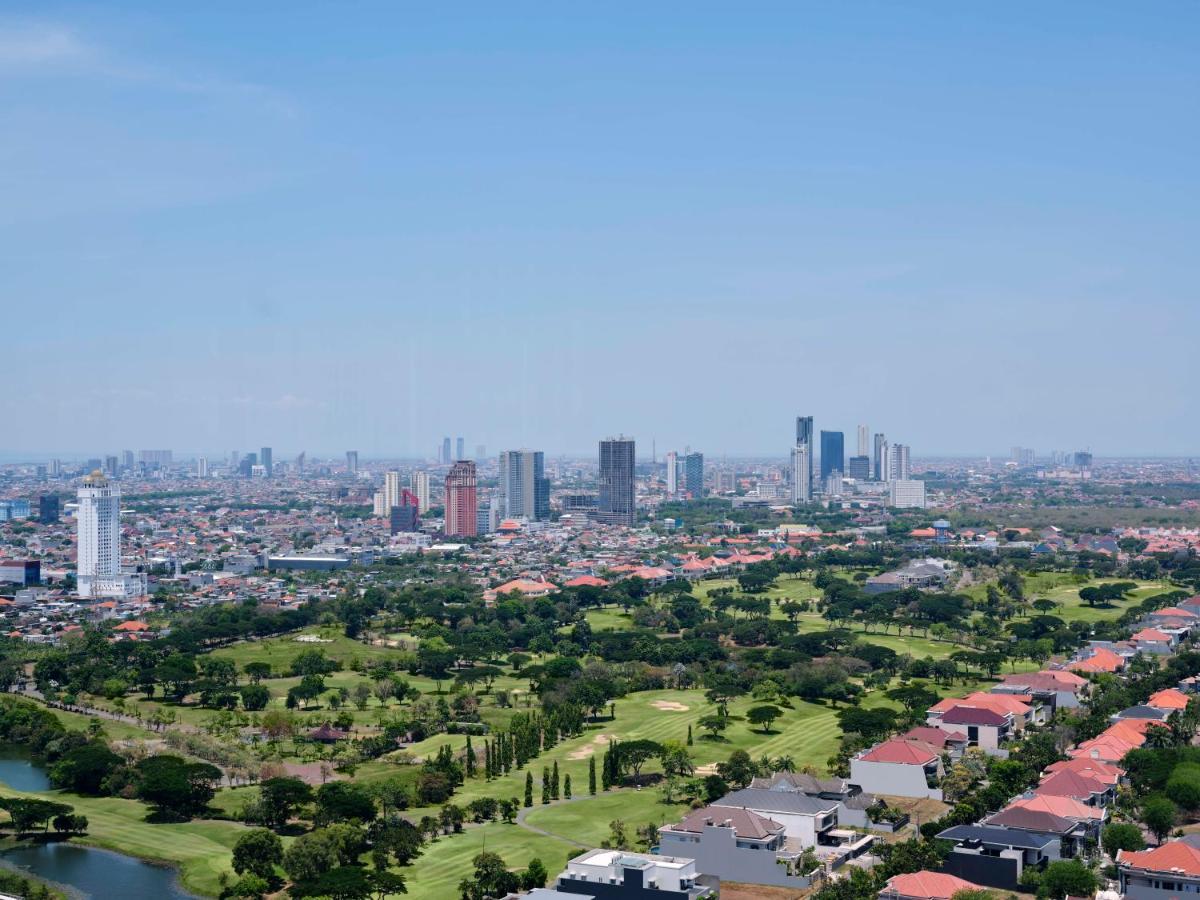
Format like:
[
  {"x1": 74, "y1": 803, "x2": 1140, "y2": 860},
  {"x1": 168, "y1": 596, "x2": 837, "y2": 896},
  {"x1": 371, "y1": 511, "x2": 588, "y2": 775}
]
[{"x1": 772, "y1": 755, "x2": 796, "y2": 772}]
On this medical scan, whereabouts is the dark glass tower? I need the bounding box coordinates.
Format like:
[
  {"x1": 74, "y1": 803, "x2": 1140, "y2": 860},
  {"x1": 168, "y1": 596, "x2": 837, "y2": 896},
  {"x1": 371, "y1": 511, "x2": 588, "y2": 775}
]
[
  {"x1": 598, "y1": 437, "x2": 636, "y2": 526},
  {"x1": 820, "y1": 430, "x2": 844, "y2": 480}
]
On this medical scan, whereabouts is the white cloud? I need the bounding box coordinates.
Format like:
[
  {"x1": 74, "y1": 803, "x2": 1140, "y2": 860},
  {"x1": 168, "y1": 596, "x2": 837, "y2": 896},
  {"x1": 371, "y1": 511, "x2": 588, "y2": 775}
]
[{"x1": 0, "y1": 23, "x2": 92, "y2": 67}]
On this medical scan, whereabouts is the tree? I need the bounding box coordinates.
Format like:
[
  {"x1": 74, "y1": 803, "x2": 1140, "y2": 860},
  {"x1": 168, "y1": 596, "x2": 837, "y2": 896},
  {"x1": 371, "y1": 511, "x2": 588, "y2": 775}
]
[
  {"x1": 1142, "y1": 796, "x2": 1177, "y2": 844},
  {"x1": 1102, "y1": 823, "x2": 1145, "y2": 853},
  {"x1": 0, "y1": 798, "x2": 74, "y2": 834},
  {"x1": 1039, "y1": 860, "x2": 1097, "y2": 900},
  {"x1": 239, "y1": 684, "x2": 270, "y2": 711},
  {"x1": 524, "y1": 771, "x2": 534, "y2": 807},
  {"x1": 244, "y1": 662, "x2": 272, "y2": 683},
  {"x1": 716, "y1": 749, "x2": 757, "y2": 789},
  {"x1": 520, "y1": 858, "x2": 548, "y2": 891},
  {"x1": 659, "y1": 742, "x2": 695, "y2": 778},
  {"x1": 135, "y1": 755, "x2": 221, "y2": 819},
  {"x1": 563, "y1": 774, "x2": 572, "y2": 799},
  {"x1": 747, "y1": 705, "x2": 784, "y2": 734},
  {"x1": 282, "y1": 828, "x2": 348, "y2": 884},
  {"x1": 258, "y1": 777, "x2": 314, "y2": 829},
  {"x1": 617, "y1": 739, "x2": 663, "y2": 780},
  {"x1": 588, "y1": 756, "x2": 597, "y2": 795},
  {"x1": 1167, "y1": 769, "x2": 1200, "y2": 811},
  {"x1": 232, "y1": 828, "x2": 283, "y2": 880},
  {"x1": 697, "y1": 715, "x2": 729, "y2": 740},
  {"x1": 49, "y1": 741, "x2": 123, "y2": 795},
  {"x1": 458, "y1": 851, "x2": 518, "y2": 900},
  {"x1": 315, "y1": 781, "x2": 376, "y2": 826}
]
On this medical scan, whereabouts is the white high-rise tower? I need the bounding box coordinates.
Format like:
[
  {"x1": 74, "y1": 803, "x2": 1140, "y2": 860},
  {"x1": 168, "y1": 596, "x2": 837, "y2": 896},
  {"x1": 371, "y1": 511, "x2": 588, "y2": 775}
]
[
  {"x1": 857, "y1": 424, "x2": 869, "y2": 458},
  {"x1": 791, "y1": 445, "x2": 811, "y2": 504},
  {"x1": 77, "y1": 471, "x2": 143, "y2": 598},
  {"x1": 410, "y1": 471, "x2": 431, "y2": 513},
  {"x1": 665, "y1": 451, "x2": 678, "y2": 496}
]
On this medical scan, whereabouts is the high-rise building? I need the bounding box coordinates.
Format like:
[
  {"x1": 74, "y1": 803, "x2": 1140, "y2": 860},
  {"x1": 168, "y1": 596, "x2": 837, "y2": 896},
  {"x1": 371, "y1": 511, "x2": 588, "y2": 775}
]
[
  {"x1": 38, "y1": 494, "x2": 60, "y2": 524},
  {"x1": 665, "y1": 451, "x2": 678, "y2": 496},
  {"x1": 475, "y1": 444, "x2": 487, "y2": 461},
  {"x1": 791, "y1": 444, "x2": 811, "y2": 504},
  {"x1": 597, "y1": 436, "x2": 636, "y2": 526},
  {"x1": 372, "y1": 491, "x2": 389, "y2": 517},
  {"x1": 346, "y1": 450, "x2": 359, "y2": 474},
  {"x1": 295, "y1": 451, "x2": 306, "y2": 473},
  {"x1": 847, "y1": 456, "x2": 870, "y2": 480},
  {"x1": 103, "y1": 455, "x2": 118, "y2": 476},
  {"x1": 683, "y1": 452, "x2": 704, "y2": 498},
  {"x1": 197, "y1": 457, "x2": 208, "y2": 478},
  {"x1": 456, "y1": 437, "x2": 465, "y2": 461},
  {"x1": 499, "y1": 450, "x2": 550, "y2": 521},
  {"x1": 384, "y1": 471, "x2": 404, "y2": 512},
  {"x1": 1073, "y1": 451, "x2": 1093, "y2": 470},
  {"x1": 795, "y1": 416, "x2": 814, "y2": 496},
  {"x1": 121, "y1": 450, "x2": 134, "y2": 471},
  {"x1": 890, "y1": 479, "x2": 926, "y2": 509},
  {"x1": 873, "y1": 433, "x2": 887, "y2": 481},
  {"x1": 411, "y1": 471, "x2": 431, "y2": 513},
  {"x1": 389, "y1": 502, "x2": 419, "y2": 534},
  {"x1": 825, "y1": 470, "x2": 844, "y2": 497},
  {"x1": 238, "y1": 452, "x2": 258, "y2": 477},
  {"x1": 77, "y1": 471, "x2": 143, "y2": 599},
  {"x1": 889, "y1": 444, "x2": 911, "y2": 481},
  {"x1": 260, "y1": 447, "x2": 273, "y2": 478},
  {"x1": 444, "y1": 461, "x2": 478, "y2": 537},
  {"x1": 857, "y1": 425, "x2": 869, "y2": 458},
  {"x1": 49, "y1": 459, "x2": 62, "y2": 477},
  {"x1": 139, "y1": 450, "x2": 173, "y2": 467},
  {"x1": 441, "y1": 437, "x2": 452, "y2": 464},
  {"x1": 231, "y1": 451, "x2": 240, "y2": 470},
  {"x1": 820, "y1": 431, "x2": 844, "y2": 481}
]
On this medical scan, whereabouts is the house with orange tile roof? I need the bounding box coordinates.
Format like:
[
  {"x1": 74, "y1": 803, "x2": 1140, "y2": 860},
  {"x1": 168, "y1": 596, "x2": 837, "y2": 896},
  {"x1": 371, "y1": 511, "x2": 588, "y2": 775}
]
[
  {"x1": 879, "y1": 871, "x2": 983, "y2": 900},
  {"x1": 1069, "y1": 646, "x2": 1125, "y2": 674},
  {"x1": 1147, "y1": 687, "x2": 1189, "y2": 710},
  {"x1": 1119, "y1": 841, "x2": 1200, "y2": 900}
]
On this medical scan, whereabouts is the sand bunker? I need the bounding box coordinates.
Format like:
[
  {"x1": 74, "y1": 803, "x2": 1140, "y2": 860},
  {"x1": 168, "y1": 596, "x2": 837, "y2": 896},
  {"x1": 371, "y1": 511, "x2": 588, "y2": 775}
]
[
  {"x1": 651, "y1": 700, "x2": 690, "y2": 711},
  {"x1": 567, "y1": 733, "x2": 617, "y2": 760}
]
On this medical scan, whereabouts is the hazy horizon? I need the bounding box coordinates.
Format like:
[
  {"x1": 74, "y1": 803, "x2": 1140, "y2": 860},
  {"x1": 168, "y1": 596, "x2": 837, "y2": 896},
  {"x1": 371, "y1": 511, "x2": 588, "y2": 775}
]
[{"x1": 4, "y1": 3, "x2": 1197, "y2": 457}]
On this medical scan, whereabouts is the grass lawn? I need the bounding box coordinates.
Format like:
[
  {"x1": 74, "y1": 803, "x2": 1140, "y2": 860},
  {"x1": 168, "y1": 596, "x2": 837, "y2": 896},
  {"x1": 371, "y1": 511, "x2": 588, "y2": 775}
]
[
  {"x1": 0, "y1": 784, "x2": 249, "y2": 897},
  {"x1": 523, "y1": 790, "x2": 688, "y2": 847},
  {"x1": 210, "y1": 627, "x2": 400, "y2": 673}
]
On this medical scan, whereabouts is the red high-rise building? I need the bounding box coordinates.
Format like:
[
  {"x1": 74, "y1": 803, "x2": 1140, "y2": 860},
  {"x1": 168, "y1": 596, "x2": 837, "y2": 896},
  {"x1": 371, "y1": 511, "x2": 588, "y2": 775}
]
[{"x1": 444, "y1": 460, "x2": 478, "y2": 537}]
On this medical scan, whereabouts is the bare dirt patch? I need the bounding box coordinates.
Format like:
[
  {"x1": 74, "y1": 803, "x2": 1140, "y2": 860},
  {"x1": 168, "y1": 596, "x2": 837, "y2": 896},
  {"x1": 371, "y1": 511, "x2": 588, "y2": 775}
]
[{"x1": 651, "y1": 700, "x2": 690, "y2": 711}]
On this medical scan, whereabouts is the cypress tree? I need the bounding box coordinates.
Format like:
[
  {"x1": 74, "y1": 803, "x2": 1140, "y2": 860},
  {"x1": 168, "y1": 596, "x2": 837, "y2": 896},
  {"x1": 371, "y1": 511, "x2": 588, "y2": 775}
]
[
  {"x1": 589, "y1": 756, "x2": 597, "y2": 794},
  {"x1": 601, "y1": 746, "x2": 612, "y2": 791},
  {"x1": 465, "y1": 736, "x2": 476, "y2": 777},
  {"x1": 524, "y1": 770, "x2": 534, "y2": 807},
  {"x1": 564, "y1": 773, "x2": 572, "y2": 799},
  {"x1": 541, "y1": 766, "x2": 551, "y2": 804},
  {"x1": 687, "y1": 724, "x2": 693, "y2": 746},
  {"x1": 551, "y1": 760, "x2": 560, "y2": 800},
  {"x1": 484, "y1": 741, "x2": 492, "y2": 778}
]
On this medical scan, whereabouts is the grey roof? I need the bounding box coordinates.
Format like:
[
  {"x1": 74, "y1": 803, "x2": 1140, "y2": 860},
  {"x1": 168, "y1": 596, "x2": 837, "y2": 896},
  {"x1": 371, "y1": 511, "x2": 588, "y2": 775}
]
[
  {"x1": 1117, "y1": 705, "x2": 1171, "y2": 721},
  {"x1": 749, "y1": 772, "x2": 849, "y2": 795},
  {"x1": 716, "y1": 787, "x2": 838, "y2": 816},
  {"x1": 983, "y1": 807, "x2": 1077, "y2": 835},
  {"x1": 937, "y1": 824, "x2": 1060, "y2": 850}
]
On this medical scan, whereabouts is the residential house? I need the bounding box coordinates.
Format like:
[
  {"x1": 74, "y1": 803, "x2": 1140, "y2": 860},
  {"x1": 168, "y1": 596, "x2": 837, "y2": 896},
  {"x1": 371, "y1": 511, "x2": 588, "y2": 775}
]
[
  {"x1": 936, "y1": 824, "x2": 1061, "y2": 890},
  {"x1": 1118, "y1": 841, "x2": 1200, "y2": 900},
  {"x1": 712, "y1": 788, "x2": 839, "y2": 850},
  {"x1": 554, "y1": 849, "x2": 714, "y2": 900},
  {"x1": 878, "y1": 871, "x2": 983, "y2": 900},
  {"x1": 935, "y1": 706, "x2": 1013, "y2": 751},
  {"x1": 656, "y1": 806, "x2": 816, "y2": 889},
  {"x1": 850, "y1": 739, "x2": 944, "y2": 801},
  {"x1": 748, "y1": 771, "x2": 883, "y2": 829}
]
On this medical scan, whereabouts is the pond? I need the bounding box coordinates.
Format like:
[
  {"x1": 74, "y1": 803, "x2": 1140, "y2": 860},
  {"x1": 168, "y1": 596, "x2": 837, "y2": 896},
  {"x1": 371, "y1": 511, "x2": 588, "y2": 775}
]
[{"x1": 0, "y1": 748, "x2": 199, "y2": 899}]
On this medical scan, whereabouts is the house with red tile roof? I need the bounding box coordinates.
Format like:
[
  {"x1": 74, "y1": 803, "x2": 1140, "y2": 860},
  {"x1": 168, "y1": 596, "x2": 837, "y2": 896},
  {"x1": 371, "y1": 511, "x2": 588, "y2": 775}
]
[
  {"x1": 1119, "y1": 841, "x2": 1200, "y2": 900},
  {"x1": 1147, "y1": 687, "x2": 1189, "y2": 710},
  {"x1": 879, "y1": 871, "x2": 982, "y2": 900},
  {"x1": 850, "y1": 739, "x2": 944, "y2": 800},
  {"x1": 1069, "y1": 646, "x2": 1125, "y2": 674}
]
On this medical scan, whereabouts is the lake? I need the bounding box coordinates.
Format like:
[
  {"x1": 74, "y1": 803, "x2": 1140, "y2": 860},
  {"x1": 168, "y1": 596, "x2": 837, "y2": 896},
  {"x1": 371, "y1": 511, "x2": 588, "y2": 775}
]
[{"x1": 0, "y1": 748, "x2": 199, "y2": 899}]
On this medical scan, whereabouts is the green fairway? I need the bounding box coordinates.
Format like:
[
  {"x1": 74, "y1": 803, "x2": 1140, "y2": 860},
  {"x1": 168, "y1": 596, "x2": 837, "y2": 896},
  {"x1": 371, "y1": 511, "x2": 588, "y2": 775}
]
[
  {"x1": 0, "y1": 784, "x2": 248, "y2": 897},
  {"x1": 210, "y1": 627, "x2": 401, "y2": 672},
  {"x1": 523, "y1": 790, "x2": 688, "y2": 847}
]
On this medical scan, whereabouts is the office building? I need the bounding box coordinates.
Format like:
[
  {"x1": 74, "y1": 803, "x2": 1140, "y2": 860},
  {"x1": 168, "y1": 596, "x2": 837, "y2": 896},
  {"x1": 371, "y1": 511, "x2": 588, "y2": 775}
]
[
  {"x1": 38, "y1": 494, "x2": 59, "y2": 524},
  {"x1": 683, "y1": 451, "x2": 705, "y2": 497},
  {"x1": 456, "y1": 437, "x2": 465, "y2": 460},
  {"x1": 0, "y1": 500, "x2": 30, "y2": 522},
  {"x1": 874, "y1": 433, "x2": 887, "y2": 481},
  {"x1": 238, "y1": 452, "x2": 258, "y2": 477},
  {"x1": 499, "y1": 449, "x2": 550, "y2": 521},
  {"x1": 77, "y1": 471, "x2": 144, "y2": 599},
  {"x1": 820, "y1": 430, "x2": 844, "y2": 481},
  {"x1": 197, "y1": 457, "x2": 208, "y2": 478},
  {"x1": 848, "y1": 455, "x2": 870, "y2": 480},
  {"x1": 890, "y1": 479, "x2": 926, "y2": 509},
  {"x1": 104, "y1": 455, "x2": 119, "y2": 476},
  {"x1": 1011, "y1": 447, "x2": 1036, "y2": 467},
  {"x1": 295, "y1": 451, "x2": 306, "y2": 473},
  {"x1": 260, "y1": 447, "x2": 273, "y2": 477},
  {"x1": 1073, "y1": 451, "x2": 1093, "y2": 469},
  {"x1": 389, "y1": 503, "x2": 419, "y2": 534},
  {"x1": 791, "y1": 445, "x2": 811, "y2": 504},
  {"x1": 440, "y1": 437, "x2": 451, "y2": 464},
  {"x1": 825, "y1": 470, "x2": 844, "y2": 496},
  {"x1": 49, "y1": 459, "x2": 61, "y2": 477},
  {"x1": 0, "y1": 560, "x2": 40, "y2": 587},
  {"x1": 857, "y1": 424, "x2": 870, "y2": 458},
  {"x1": 121, "y1": 450, "x2": 134, "y2": 471},
  {"x1": 139, "y1": 450, "x2": 173, "y2": 467},
  {"x1": 410, "y1": 471, "x2": 431, "y2": 513},
  {"x1": 346, "y1": 450, "x2": 359, "y2": 474},
  {"x1": 475, "y1": 444, "x2": 486, "y2": 461},
  {"x1": 795, "y1": 415, "x2": 814, "y2": 495},
  {"x1": 476, "y1": 498, "x2": 501, "y2": 535},
  {"x1": 665, "y1": 451, "x2": 678, "y2": 496},
  {"x1": 384, "y1": 471, "x2": 403, "y2": 512},
  {"x1": 889, "y1": 444, "x2": 911, "y2": 481},
  {"x1": 444, "y1": 460, "x2": 478, "y2": 537},
  {"x1": 598, "y1": 436, "x2": 636, "y2": 526}
]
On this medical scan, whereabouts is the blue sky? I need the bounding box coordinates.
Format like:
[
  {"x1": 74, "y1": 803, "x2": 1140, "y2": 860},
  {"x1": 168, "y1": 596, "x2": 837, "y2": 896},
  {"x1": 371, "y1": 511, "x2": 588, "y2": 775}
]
[{"x1": 3, "y1": 2, "x2": 1197, "y2": 458}]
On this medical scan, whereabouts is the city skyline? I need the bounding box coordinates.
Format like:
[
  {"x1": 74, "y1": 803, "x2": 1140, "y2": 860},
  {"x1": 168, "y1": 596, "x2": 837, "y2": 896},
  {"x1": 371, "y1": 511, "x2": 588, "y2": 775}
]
[{"x1": 2, "y1": 5, "x2": 1196, "y2": 457}]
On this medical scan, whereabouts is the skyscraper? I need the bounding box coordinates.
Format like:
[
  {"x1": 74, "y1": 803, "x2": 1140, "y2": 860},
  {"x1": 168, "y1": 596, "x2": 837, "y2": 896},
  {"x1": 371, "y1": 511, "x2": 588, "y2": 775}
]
[
  {"x1": 889, "y1": 444, "x2": 911, "y2": 481},
  {"x1": 104, "y1": 455, "x2": 118, "y2": 476},
  {"x1": 441, "y1": 437, "x2": 452, "y2": 464},
  {"x1": 260, "y1": 447, "x2": 273, "y2": 477},
  {"x1": 847, "y1": 456, "x2": 870, "y2": 480},
  {"x1": 791, "y1": 444, "x2": 811, "y2": 504},
  {"x1": 76, "y1": 471, "x2": 143, "y2": 598},
  {"x1": 384, "y1": 471, "x2": 404, "y2": 512},
  {"x1": 857, "y1": 424, "x2": 869, "y2": 458},
  {"x1": 683, "y1": 452, "x2": 704, "y2": 498},
  {"x1": 197, "y1": 457, "x2": 208, "y2": 478},
  {"x1": 665, "y1": 451, "x2": 678, "y2": 496},
  {"x1": 38, "y1": 494, "x2": 59, "y2": 524},
  {"x1": 795, "y1": 416, "x2": 814, "y2": 495},
  {"x1": 444, "y1": 460, "x2": 478, "y2": 537},
  {"x1": 499, "y1": 450, "x2": 550, "y2": 521},
  {"x1": 411, "y1": 471, "x2": 431, "y2": 513},
  {"x1": 820, "y1": 431, "x2": 844, "y2": 481},
  {"x1": 296, "y1": 451, "x2": 306, "y2": 473},
  {"x1": 346, "y1": 450, "x2": 359, "y2": 474},
  {"x1": 456, "y1": 437, "x2": 465, "y2": 461},
  {"x1": 873, "y1": 433, "x2": 887, "y2": 481},
  {"x1": 597, "y1": 437, "x2": 636, "y2": 526}
]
